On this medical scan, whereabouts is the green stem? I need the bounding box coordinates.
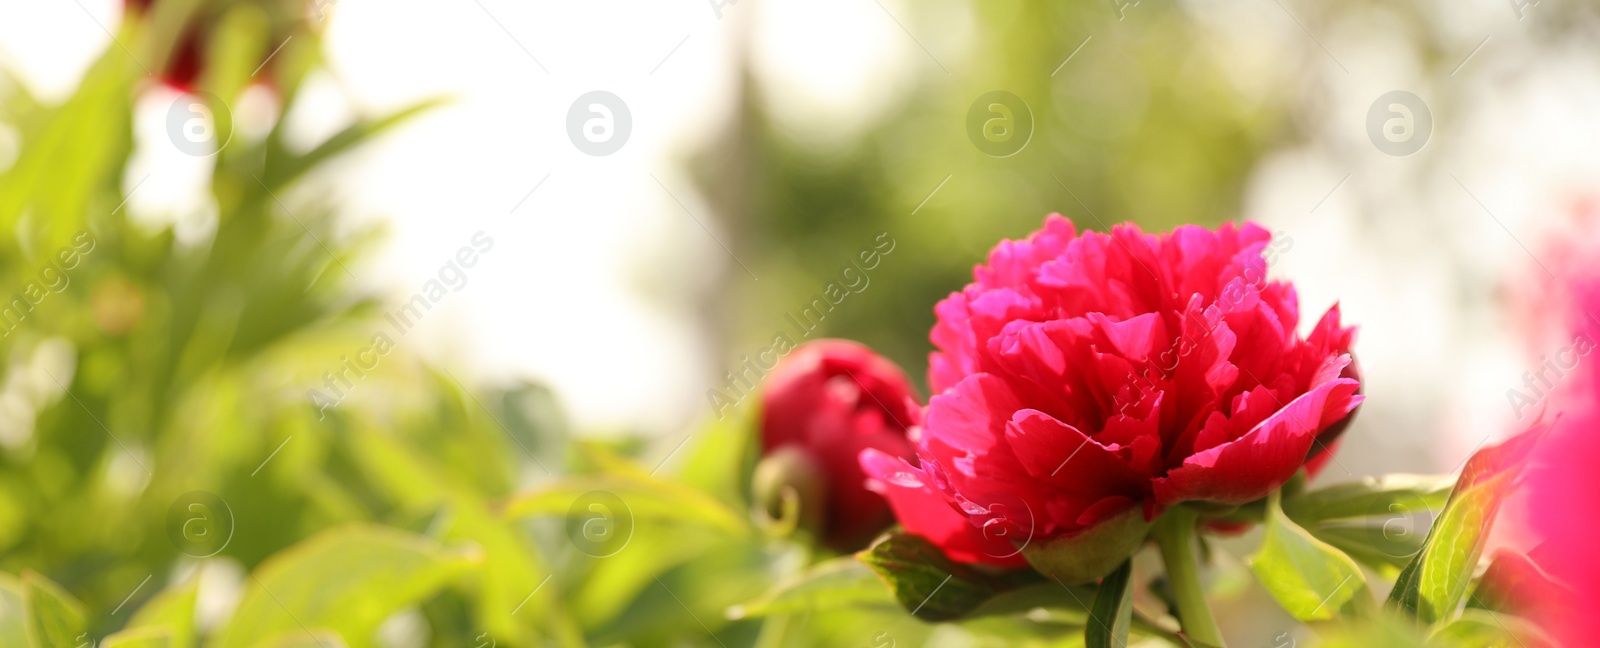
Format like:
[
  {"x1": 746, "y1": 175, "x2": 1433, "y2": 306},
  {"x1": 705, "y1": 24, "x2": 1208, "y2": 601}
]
[{"x1": 1154, "y1": 506, "x2": 1226, "y2": 647}]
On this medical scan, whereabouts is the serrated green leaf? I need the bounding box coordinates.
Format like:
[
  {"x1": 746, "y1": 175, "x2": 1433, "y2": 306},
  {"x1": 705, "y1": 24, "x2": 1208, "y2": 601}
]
[
  {"x1": 1249, "y1": 492, "x2": 1369, "y2": 621},
  {"x1": 22, "y1": 571, "x2": 87, "y2": 648},
  {"x1": 727, "y1": 556, "x2": 893, "y2": 619},
  {"x1": 215, "y1": 525, "x2": 472, "y2": 648},
  {"x1": 856, "y1": 533, "x2": 1007, "y2": 622},
  {"x1": 1283, "y1": 473, "x2": 1453, "y2": 524},
  {"x1": 1388, "y1": 425, "x2": 1546, "y2": 624},
  {"x1": 1085, "y1": 560, "x2": 1134, "y2": 648}
]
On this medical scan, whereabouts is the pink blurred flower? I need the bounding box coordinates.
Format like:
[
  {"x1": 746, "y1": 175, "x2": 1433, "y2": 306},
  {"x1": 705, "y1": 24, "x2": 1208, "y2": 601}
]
[
  {"x1": 1520, "y1": 230, "x2": 1600, "y2": 643},
  {"x1": 862, "y1": 215, "x2": 1361, "y2": 577}
]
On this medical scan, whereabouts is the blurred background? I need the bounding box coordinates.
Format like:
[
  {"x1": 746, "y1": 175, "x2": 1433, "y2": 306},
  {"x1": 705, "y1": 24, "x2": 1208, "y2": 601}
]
[{"x1": 0, "y1": 0, "x2": 1596, "y2": 645}]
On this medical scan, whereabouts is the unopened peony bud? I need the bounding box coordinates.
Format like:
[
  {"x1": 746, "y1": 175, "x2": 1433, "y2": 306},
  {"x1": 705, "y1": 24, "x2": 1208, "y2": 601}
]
[{"x1": 760, "y1": 340, "x2": 919, "y2": 553}]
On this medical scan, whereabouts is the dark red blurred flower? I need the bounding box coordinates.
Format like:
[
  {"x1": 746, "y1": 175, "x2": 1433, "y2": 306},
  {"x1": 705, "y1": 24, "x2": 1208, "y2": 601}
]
[
  {"x1": 862, "y1": 215, "x2": 1361, "y2": 579},
  {"x1": 123, "y1": 0, "x2": 206, "y2": 90},
  {"x1": 123, "y1": 0, "x2": 300, "y2": 91},
  {"x1": 760, "y1": 340, "x2": 920, "y2": 552}
]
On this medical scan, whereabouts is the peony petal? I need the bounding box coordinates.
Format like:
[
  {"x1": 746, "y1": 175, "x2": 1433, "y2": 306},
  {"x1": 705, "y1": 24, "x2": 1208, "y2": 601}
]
[
  {"x1": 1153, "y1": 378, "x2": 1361, "y2": 506},
  {"x1": 859, "y1": 449, "x2": 1028, "y2": 567},
  {"x1": 1004, "y1": 410, "x2": 1148, "y2": 495}
]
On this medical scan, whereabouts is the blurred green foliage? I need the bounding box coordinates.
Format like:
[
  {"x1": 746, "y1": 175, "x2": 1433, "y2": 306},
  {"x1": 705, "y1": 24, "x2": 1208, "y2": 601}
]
[{"x1": 692, "y1": 1, "x2": 1284, "y2": 390}]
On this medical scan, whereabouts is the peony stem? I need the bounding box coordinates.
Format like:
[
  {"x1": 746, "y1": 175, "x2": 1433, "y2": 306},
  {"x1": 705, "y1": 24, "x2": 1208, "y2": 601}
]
[{"x1": 1154, "y1": 506, "x2": 1226, "y2": 647}]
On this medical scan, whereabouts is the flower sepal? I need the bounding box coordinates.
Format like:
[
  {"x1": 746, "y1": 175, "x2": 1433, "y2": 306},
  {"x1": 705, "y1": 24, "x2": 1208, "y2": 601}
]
[
  {"x1": 1019, "y1": 506, "x2": 1153, "y2": 586},
  {"x1": 752, "y1": 445, "x2": 828, "y2": 540},
  {"x1": 856, "y1": 531, "x2": 1043, "y2": 621}
]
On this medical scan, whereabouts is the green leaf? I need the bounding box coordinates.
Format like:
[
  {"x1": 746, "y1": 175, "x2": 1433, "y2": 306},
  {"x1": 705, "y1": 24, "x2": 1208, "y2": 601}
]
[
  {"x1": 102, "y1": 626, "x2": 173, "y2": 648},
  {"x1": 262, "y1": 99, "x2": 447, "y2": 192},
  {"x1": 215, "y1": 525, "x2": 473, "y2": 648},
  {"x1": 127, "y1": 577, "x2": 198, "y2": 648},
  {"x1": 964, "y1": 583, "x2": 1092, "y2": 623},
  {"x1": 1283, "y1": 473, "x2": 1454, "y2": 524},
  {"x1": 726, "y1": 556, "x2": 894, "y2": 619},
  {"x1": 0, "y1": 573, "x2": 30, "y2": 648},
  {"x1": 1085, "y1": 560, "x2": 1134, "y2": 648},
  {"x1": 22, "y1": 571, "x2": 87, "y2": 648},
  {"x1": 501, "y1": 474, "x2": 748, "y2": 538},
  {"x1": 1388, "y1": 425, "x2": 1547, "y2": 624},
  {"x1": 1427, "y1": 609, "x2": 1549, "y2": 647},
  {"x1": 446, "y1": 496, "x2": 584, "y2": 648},
  {"x1": 1307, "y1": 523, "x2": 1423, "y2": 573},
  {"x1": 856, "y1": 532, "x2": 1033, "y2": 622},
  {"x1": 1248, "y1": 491, "x2": 1369, "y2": 621}
]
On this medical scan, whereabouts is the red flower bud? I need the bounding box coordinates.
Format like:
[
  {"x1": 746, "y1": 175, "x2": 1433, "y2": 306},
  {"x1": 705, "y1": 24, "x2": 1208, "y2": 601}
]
[{"x1": 760, "y1": 340, "x2": 919, "y2": 553}]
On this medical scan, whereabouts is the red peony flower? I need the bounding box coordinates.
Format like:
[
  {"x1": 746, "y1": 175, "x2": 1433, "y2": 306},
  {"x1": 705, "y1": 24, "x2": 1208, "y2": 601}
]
[
  {"x1": 862, "y1": 215, "x2": 1361, "y2": 579},
  {"x1": 759, "y1": 340, "x2": 920, "y2": 552}
]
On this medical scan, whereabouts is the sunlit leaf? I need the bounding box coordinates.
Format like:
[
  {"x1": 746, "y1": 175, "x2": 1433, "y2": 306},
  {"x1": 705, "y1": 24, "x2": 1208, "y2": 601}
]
[
  {"x1": 1427, "y1": 609, "x2": 1551, "y2": 648},
  {"x1": 1307, "y1": 524, "x2": 1423, "y2": 574},
  {"x1": 1248, "y1": 492, "x2": 1369, "y2": 621},
  {"x1": 1283, "y1": 474, "x2": 1453, "y2": 524},
  {"x1": 0, "y1": 573, "x2": 28, "y2": 647},
  {"x1": 127, "y1": 576, "x2": 197, "y2": 648},
  {"x1": 1388, "y1": 424, "x2": 1547, "y2": 624},
  {"x1": 22, "y1": 571, "x2": 87, "y2": 648},
  {"x1": 726, "y1": 556, "x2": 893, "y2": 619},
  {"x1": 501, "y1": 475, "x2": 748, "y2": 537},
  {"x1": 446, "y1": 496, "x2": 584, "y2": 648},
  {"x1": 215, "y1": 525, "x2": 474, "y2": 648}
]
